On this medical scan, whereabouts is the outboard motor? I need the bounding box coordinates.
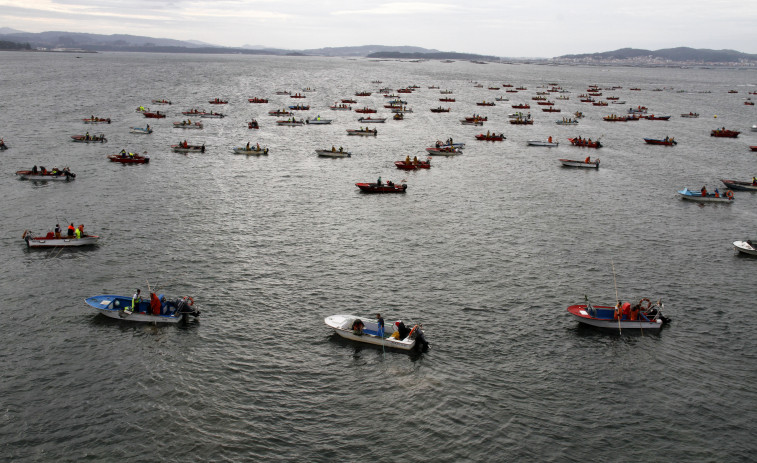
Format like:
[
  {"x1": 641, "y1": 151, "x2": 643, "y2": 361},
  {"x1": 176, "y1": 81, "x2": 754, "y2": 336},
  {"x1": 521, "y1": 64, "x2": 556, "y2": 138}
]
[{"x1": 175, "y1": 296, "x2": 201, "y2": 323}]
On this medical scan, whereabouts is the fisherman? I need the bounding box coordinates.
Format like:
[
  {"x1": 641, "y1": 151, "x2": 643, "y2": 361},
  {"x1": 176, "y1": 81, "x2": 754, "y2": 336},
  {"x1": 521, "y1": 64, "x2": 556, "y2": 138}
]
[
  {"x1": 32, "y1": 165, "x2": 38, "y2": 174},
  {"x1": 54, "y1": 224, "x2": 61, "y2": 239},
  {"x1": 405, "y1": 155, "x2": 411, "y2": 164},
  {"x1": 246, "y1": 142, "x2": 250, "y2": 150},
  {"x1": 74, "y1": 225, "x2": 81, "y2": 239},
  {"x1": 701, "y1": 186, "x2": 708, "y2": 197},
  {"x1": 585, "y1": 156, "x2": 591, "y2": 163},
  {"x1": 67, "y1": 223, "x2": 75, "y2": 237},
  {"x1": 131, "y1": 289, "x2": 142, "y2": 314},
  {"x1": 377, "y1": 176, "x2": 382, "y2": 186},
  {"x1": 376, "y1": 314, "x2": 385, "y2": 338},
  {"x1": 752, "y1": 177, "x2": 757, "y2": 186}
]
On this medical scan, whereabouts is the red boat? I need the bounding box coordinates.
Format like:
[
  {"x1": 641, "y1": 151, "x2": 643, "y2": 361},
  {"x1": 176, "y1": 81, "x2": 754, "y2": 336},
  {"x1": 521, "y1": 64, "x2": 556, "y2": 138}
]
[
  {"x1": 342, "y1": 99, "x2": 357, "y2": 104},
  {"x1": 745, "y1": 101, "x2": 754, "y2": 105},
  {"x1": 592, "y1": 101, "x2": 608, "y2": 106},
  {"x1": 645, "y1": 115, "x2": 671, "y2": 120},
  {"x1": 750, "y1": 146, "x2": 757, "y2": 151},
  {"x1": 248, "y1": 97, "x2": 268, "y2": 103},
  {"x1": 476, "y1": 133, "x2": 506, "y2": 141},
  {"x1": 542, "y1": 108, "x2": 561, "y2": 112},
  {"x1": 290, "y1": 93, "x2": 306, "y2": 98},
  {"x1": 440, "y1": 98, "x2": 456, "y2": 102},
  {"x1": 512, "y1": 104, "x2": 530, "y2": 109},
  {"x1": 711, "y1": 129, "x2": 740, "y2": 138},
  {"x1": 108, "y1": 153, "x2": 149, "y2": 164},
  {"x1": 536, "y1": 101, "x2": 554, "y2": 106},
  {"x1": 644, "y1": 137, "x2": 677, "y2": 146},
  {"x1": 355, "y1": 92, "x2": 372, "y2": 97},
  {"x1": 355, "y1": 108, "x2": 377, "y2": 113},
  {"x1": 568, "y1": 137, "x2": 602, "y2": 148},
  {"x1": 248, "y1": 119, "x2": 259, "y2": 129},
  {"x1": 395, "y1": 159, "x2": 430, "y2": 170},
  {"x1": 356, "y1": 181, "x2": 407, "y2": 193},
  {"x1": 476, "y1": 101, "x2": 495, "y2": 106},
  {"x1": 82, "y1": 117, "x2": 111, "y2": 124},
  {"x1": 143, "y1": 112, "x2": 166, "y2": 119},
  {"x1": 509, "y1": 118, "x2": 533, "y2": 125},
  {"x1": 209, "y1": 98, "x2": 228, "y2": 104},
  {"x1": 396, "y1": 88, "x2": 413, "y2": 93},
  {"x1": 464, "y1": 116, "x2": 487, "y2": 122}
]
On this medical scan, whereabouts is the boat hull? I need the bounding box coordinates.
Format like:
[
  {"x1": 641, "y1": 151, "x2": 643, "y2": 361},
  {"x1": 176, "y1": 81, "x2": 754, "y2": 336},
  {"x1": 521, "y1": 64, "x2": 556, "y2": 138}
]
[
  {"x1": 324, "y1": 315, "x2": 418, "y2": 350},
  {"x1": 677, "y1": 189, "x2": 733, "y2": 202},
  {"x1": 25, "y1": 234, "x2": 99, "y2": 248},
  {"x1": 16, "y1": 171, "x2": 75, "y2": 181},
  {"x1": 84, "y1": 295, "x2": 197, "y2": 324},
  {"x1": 567, "y1": 305, "x2": 663, "y2": 330},
  {"x1": 721, "y1": 179, "x2": 757, "y2": 191},
  {"x1": 527, "y1": 140, "x2": 558, "y2": 147},
  {"x1": 559, "y1": 159, "x2": 599, "y2": 168},
  {"x1": 316, "y1": 149, "x2": 351, "y2": 158},
  {"x1": 355, "y1": 182, "x2": 407, "y2": 193},
  {"x1": 733, "y1": 241, "x2": 757, "y2": 256},
  {"x1": 233, "y1": 147, "x2": 268, "y2": 155}
]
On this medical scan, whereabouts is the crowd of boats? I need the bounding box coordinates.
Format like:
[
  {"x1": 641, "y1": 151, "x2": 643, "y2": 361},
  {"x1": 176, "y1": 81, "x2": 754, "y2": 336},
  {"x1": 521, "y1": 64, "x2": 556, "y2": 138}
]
[{"x1": 7, "y1": 78, "x2": 757, "y2": 340}]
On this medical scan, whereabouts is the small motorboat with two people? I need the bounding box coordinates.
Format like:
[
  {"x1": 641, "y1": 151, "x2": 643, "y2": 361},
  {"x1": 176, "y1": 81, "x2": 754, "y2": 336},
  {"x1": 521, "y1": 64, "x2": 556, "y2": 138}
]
[
  {"x1": 316, "y1": 146, "x2": 352, "y2": 158},
  {"x1": 82, "y1": 116, "x2": 111, "y2": 124},
  {"x1": 677, "y1": 186, "x2": 734, "y2": 203},
  {"x1": 234, "y1": 143, "x2": 269, "y2": 155},
  {"x1": 559, "y1": 156, "x2": 600, "y2": 168},
  {"x1": 305, "y1": 116, "x2": 332, "y2": 125},
  {"x1": 16, "y1": 166, "x2": 76, "y2": 181},
  {"x1": 567, "y1": 296, "x2": 669, "y2": 332},
  {"x1": 395, "y1": 155, "x2": 430, "y2": 170},
  {"x1": 426, "y1": 146, "x2": 462, "y2": 156},
  {"x1": 721, "y1": 178, "x2": 757, "y2": 192},
  {"x1": 171, "y1": 141, "x2": 205, "y2": 154},
  {"x1": 347, "y1": 127, "x2": 377, "y2": 136},
  {"x1": 71, "y1": 132, "x2": 107, "y2": 143},
  {"x1": 108, "y1": 150, "x2": 150, "y2": 164},
  {"x1": 276, "y1": 118, "x2": 305, "y2": 126},
  {"x1": 644, "y1": 136, "x2": 677, "y2": 146},
  {"x1": 85, "y1": 290, "x2": 200, "y2": 324},
  {"x1": 355, "y1": 177, "x2": 407, "y2": 193},
  {"x1": 248, "y1": 119, "x2": 259, "y2": 129},
  {"x1": 358, "y1": 116, "x2": 386, "y2": 123},
  {"x1": 23, "y1": 223, "x2": 97, "y2": 248},
  {"x1": 173, "y1": 120, "x2": 204, "y2": 129},
  {"x1": 324, "y1": 314, "x2": 428, "y2": 351}
]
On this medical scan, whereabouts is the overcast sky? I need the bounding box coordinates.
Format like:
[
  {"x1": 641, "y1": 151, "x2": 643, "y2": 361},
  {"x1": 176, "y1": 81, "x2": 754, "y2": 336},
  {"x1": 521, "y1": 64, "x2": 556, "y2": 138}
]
[{"x1": 1, "y1": 0, "x2": 755, "y2": 57}]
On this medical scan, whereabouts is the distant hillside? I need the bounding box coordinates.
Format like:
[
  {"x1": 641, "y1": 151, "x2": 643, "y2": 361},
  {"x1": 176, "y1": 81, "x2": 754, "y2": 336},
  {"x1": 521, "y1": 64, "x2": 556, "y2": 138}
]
[
  {"x1": 0, "y1": 30, "x2": 214, "y2": 49},
  {"x1": 367, "y1": 51, "x2": 500, "y2": 61},
  {"x1": 0, "y1": 40, "x2": 31, "y2": 50},
  {"x1": 303, "y1": 45, "x2": 439, "y2": 57},
  {"x1": 558, "y1": 47, "x2": 757, "y2": 63}
]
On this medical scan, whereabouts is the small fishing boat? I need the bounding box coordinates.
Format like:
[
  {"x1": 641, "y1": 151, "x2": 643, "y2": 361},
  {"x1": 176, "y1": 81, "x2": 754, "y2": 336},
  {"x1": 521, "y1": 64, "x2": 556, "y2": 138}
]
[
  {"x1": 290, "y1": 93, "x2": 306, "y2": 99},
  {"x1": 355, "y1": 91, "x2": 371, "y2": 97},
  {"x1": 305, "y1": 117, "x2": 332, "y2": 125},
  {"x1": 71, "y1": 134, "x2": 107, "y2": 143},
  {"x1": 16, "y1": 168, "x2": 76, "y2": 181},
  {"x1": 347, "y1": 128, "x2": 377, "y2": 136},
  {"x1": 248, "y1": 119, "x2": 259, "y2": 129},
  {"x1": 355, "y1": 181, "x2": 407, "y2": 193},
  {"x1": 269, "y1": 109, "x2": 293, "y2": 116},
  {"x1": 542, "y1": 107, "x2": 561, "y2": 112},
  {"x1": 426, "y1": 146, "x2": 462, "y2": 156},
  {"x1": 151, "y1": 99, "x2": 171, "y2": 105},
  {"x1": 680, "y1": 112, "x2": 699, "y2": 118},
  {"x1": 643, "y1": 137, "x2": 677, "y2": 146},
  {"x1": 567, "y1": 298, "x2": 668, "y2": 331},
  {"x1": 750, "y1": 146, "x2": 757, "y2": 151},
  {"x1": 171, "y1": 143, "x2": 205, "y2": 154},
  {"x1": 509, "y1": 117, "x2": 533, "y2": 125},
  {"x1": 84, "y1": 294, "x2": 200, "y2": 324},
  {"x1": 82, "y1": 117, "x2": 111, "y2": 124},
  {"x1": 288, "y1": 104, "x2": 310, "y2": 111},
  {"x1": 460, "y1": 119, "x2": 485, "y2": 126},
  {"x1": 209, "y1": 98, "x2": 228, "y2": 104},
  {"x1": 435, "y1": 139, "x2": 465, "y2": 149},
  {"x1": 276, "y1": 90, "x2": 291, "y2": 95},
  {"x1": 560, "y1": 158, "x2": 600, "y2": 168},
  {"x1": 324, "y1": 315, "x2": 428, "y2": 351},
  {"x1": 130, "y1": 126, "x2": 153, "y2": 134},
  {"x1": 173, "y1": 121, "x2": 204, "y2": 129},
  {"x1": 277, "y1": 119, "x2": 304, "y2": 126},
  {"x1": 628, "y1": 106, "x2": 648, "y2": 114},
  {"x1": 677, "y1": 188, "x2": 734, "y2": 203},
  {"x1": 199, "y1": 112, "x2": 224, "y2": 118},
  {"x1": 644, "y1": 115, "x2": 671, "y2": 120},
  {"x1": 393, "y1": 113, "x2": 404, "y2": 120},
  {"x1": 233, "y1": 146, "x2": 268, "y2": 155},
  {"x1": 248, "y1": 97, "x2": 269, "y2": 103},
  {"x1": 23, "y1": 228, "x2": 98, "y2": 248},
  {"x1": 0, "y1": 139, "x2": 8, "y2": 150},
  {"x1": 440, "y1": 98, "x2": 456, "y2": 102},
  {"x1": 430, "y1": 107, "x2": 450, "y2": 113},
  {"x1": 751, "y1": 124, "x2": 757, "y2": 132},
  {"x1": 390, "y1": 107, "x2": 413, "y2": 113},
  {"x1": 603, "y1": 114, "x2": 628, "y2": 122},
  {"x1": 477, "y1": 101, "x2": 495, "y2": 106},
  {"x1": 108, "y1": 152, "x2": 150, "y2": 164},
  {"x1": 721, "y1": 179, "x2": 757, "y2": 191},
  {"x1": 568, "y1": 138, "x2": 602, "y2": 148},
  {"x1": 495, "y1": 96, "x2": 509, "y2": 101},
  {"x1": 512, "y1": 104, "x2": 530, "y2": 109},
  {"x1": 330, "y1": 104, "x2": 352, "y2": 111},
  {"x1": 143, "y1": 112, "x2": 166, "y2": 119},
  {"x1": 316, "y1": 148, "x2": 352, "y2": 158},
  {"x1": 527, "y1": 139, "x2": 558, "y2": 147},
  {"x1": 733, "y1": 240, "x2": 757, "y2": 256},
  {"x1": 475, "y1": 133, "x2": 506, "y2": 141},
  {"x1": 395, "y1": 159, "x2": 430, "y2": 170},
  {"x1": 555, "y1": 119, "x2": 579, "y2": 125},
  {"x1": 181, "y1": 109, "x2": 205, "y2": 116},
  {"x1": 711, "y1": 129, "x2": 740, "y2": 138},
  {"x1": 358, "y1": 117, "x2": 386, "y2": 123},
  {"x1": 341, "y1": 99, "x2": 357, "y2": 104},
  {"x1": 355, "y1": 107, "x2": 378, "y2": 113}
]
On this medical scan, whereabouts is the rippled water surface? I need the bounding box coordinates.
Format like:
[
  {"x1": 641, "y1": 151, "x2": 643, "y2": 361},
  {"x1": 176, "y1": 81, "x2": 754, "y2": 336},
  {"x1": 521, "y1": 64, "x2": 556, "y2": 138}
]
[{"x1": 1, "y1": 52, "x2": 756, "y2": 462}]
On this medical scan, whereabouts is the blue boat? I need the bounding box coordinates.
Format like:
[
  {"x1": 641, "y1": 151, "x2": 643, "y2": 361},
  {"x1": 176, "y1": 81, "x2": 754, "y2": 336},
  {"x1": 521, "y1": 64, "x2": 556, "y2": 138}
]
[{"x1": 84, "y1": 293, "x2": 200, "y2": 323}]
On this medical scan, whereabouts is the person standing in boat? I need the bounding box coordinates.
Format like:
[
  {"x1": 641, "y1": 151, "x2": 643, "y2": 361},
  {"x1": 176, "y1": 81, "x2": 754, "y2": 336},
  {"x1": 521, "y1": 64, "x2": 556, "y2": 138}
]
[
  {"x1": 54, "y1": 224, "x2": 61, "y2": 239},
  {"x1": 67, "y1": 223, "x2": 75, "y2": 237},
  {"x1": 131, "y1": 289, "x2": 142, "y2": 314},
  {"x1": 376, "y1": 314, "x2": 384, "y2": 338},
  {"x1": 376, "y1": 176, "x2": 382, "y2": 186},
  {"x1": 32, "y1": 165, "x2": 38, "y2": 174},
  {"x1": 74, "y1": 225, "x2": 81, "y2": 239},
  {"x1": 701, "y1": 186, "x2": 708, "y2": 197}
]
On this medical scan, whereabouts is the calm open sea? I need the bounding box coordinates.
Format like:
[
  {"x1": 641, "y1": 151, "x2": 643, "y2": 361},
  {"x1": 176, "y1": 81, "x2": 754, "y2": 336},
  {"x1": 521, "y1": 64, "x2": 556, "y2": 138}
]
[{"x1": 1, "y1": 51, "x2": 756, "y2": 462}]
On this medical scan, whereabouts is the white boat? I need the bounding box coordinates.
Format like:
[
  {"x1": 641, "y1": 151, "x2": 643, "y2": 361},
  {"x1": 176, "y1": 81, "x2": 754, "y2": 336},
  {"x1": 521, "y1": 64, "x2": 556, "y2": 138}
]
[
  {"x1": 390, "y1": 108, "x2": 413, "y2": 113},
  {"x1": 129, "y1": 126, "x2": 153, "y2": 134},
  {"x1": 733, "y1": 240, "x2": 757, "y2": 256},
  {"x1": 560, "y1": 158, "x2": 599, "y2": 168},
  {"x1": 346, "y1": 128, "x2": 377, "y2": 136},
  {"x1": 84, "y1": 294, "x2": 200, "y2": 324},
  {"x1": 495, "y1": 96, "x2": 509, "y2": 101},
  {"x1": 233, "y1": 146, "x2": 268, "y2": 155},
  {"x1": 173, "y1": 121, "x2": 203, "y2": 129},
  {"x1": 199, "y1": 112, "x2": 224, "y2": 118},
  {"x1": 305, "y1": 118, "x2": 332, "y2": 125},
  {"x1": 681, "y1": 113, "x2": 700, "y2": 118},
  {"x1": 555, "y1": 119, "x2": 579, "y2": 125},
  {"x1": 752, "y1": 124, "x2": 757, "y2": 132},
  {"x1": 358, "y1": 117, "x2": 386, "y2": 123},
  {"x1": 277, "y1": 120, "x2": 304, "y2": 126},
  {"x1": 23, "y1": 229, "x2": 98, "y2": 248},
  {"x1": 324, "y1": 314, "x2": 428, "y2": 351},
  {"x1": 567, "y1": 299, "x2": 668, "y2": 331},
  {"x1": 316, "y1": 149, "x2": 352, "y2": 158},
  {"x1": 677, "y1": 188, "x2": 733, "y2": 203},
  {"x1": 528, "y1": 140, "x2": 559, "y2": 147},
  {"x1": 611, "y1": 100, "x2": 626, "y2": 104}
]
